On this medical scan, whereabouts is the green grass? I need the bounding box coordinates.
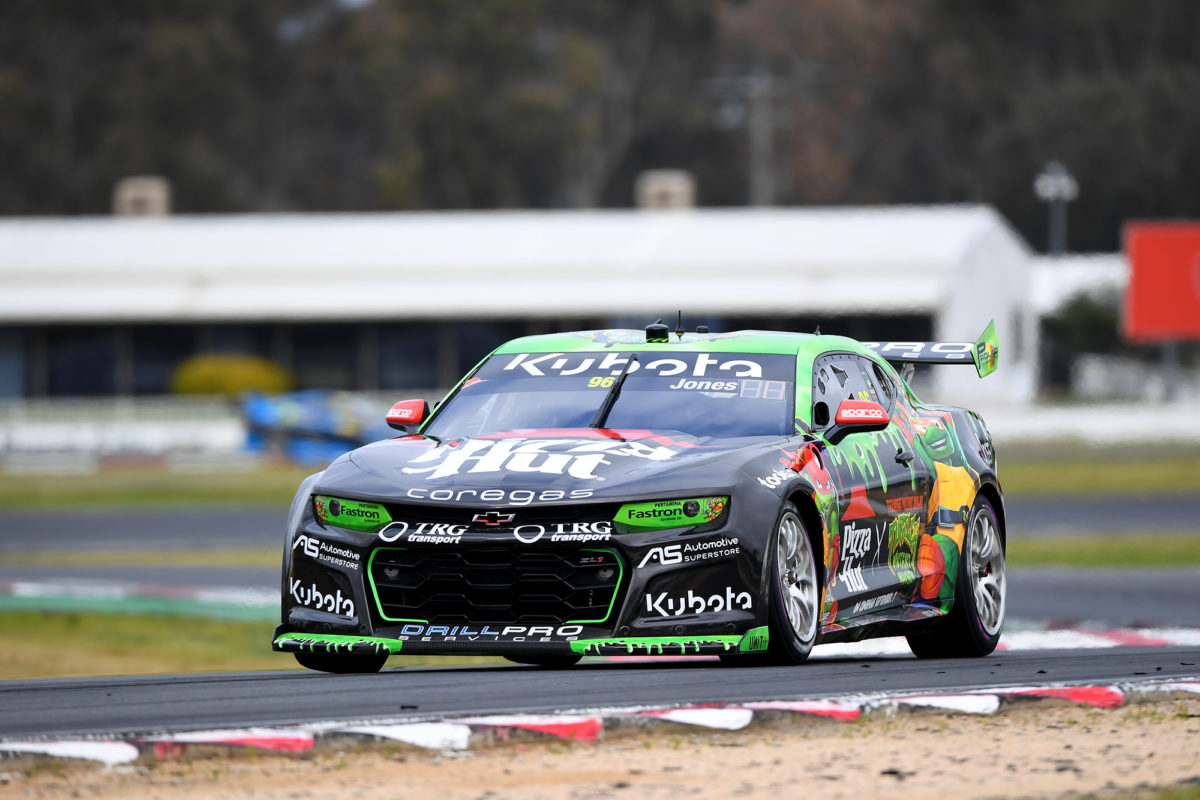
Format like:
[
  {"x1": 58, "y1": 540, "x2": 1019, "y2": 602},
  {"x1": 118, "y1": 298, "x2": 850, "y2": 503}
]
[
  {"x1": 0, "y1": 548, "x2": 279, "y2": 568},
  {"x1": 998, "y1": 454, "x2": 1200, "y2": 496},
  {"x1": 1006, "y1": 533, "x2": 1200, "y2": 568},
  {"x1": 0, "y1": 611, "x2": 504, "y2": 679},
  {"x1": 1, "y1": 465, "x2": 317, "y2": 509}
]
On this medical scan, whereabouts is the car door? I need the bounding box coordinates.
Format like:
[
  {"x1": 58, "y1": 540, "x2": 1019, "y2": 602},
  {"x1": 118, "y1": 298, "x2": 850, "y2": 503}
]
[
  {"x1": 813, "y1": 353, "x2": 933, "y2": 621},
  {"x1": 854, "y1": 355, "x2": 934, "y2": 614}
]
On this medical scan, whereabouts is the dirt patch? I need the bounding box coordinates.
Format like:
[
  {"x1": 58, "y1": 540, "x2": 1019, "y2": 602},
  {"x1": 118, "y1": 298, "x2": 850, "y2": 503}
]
[{"x1": 4, "y1": 698, "x2": 1200, "y2": 800}]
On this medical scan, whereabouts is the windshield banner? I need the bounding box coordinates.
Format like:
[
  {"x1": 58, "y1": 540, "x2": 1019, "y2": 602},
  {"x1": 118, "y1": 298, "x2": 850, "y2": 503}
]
[{"x1": 479, "y1": 352, "x2": 794, "y2": 382}]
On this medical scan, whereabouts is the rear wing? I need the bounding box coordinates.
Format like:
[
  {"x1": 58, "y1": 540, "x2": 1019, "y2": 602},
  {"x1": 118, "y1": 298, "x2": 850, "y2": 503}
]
[{"x1": 863, "y1": 320, "x2": 998, "y2": 379}]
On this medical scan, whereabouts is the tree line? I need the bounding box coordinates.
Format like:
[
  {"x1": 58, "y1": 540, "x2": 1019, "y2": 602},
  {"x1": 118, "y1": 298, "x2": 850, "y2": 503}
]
[{"x1": 2, "y1": 0, "x2": 1198, "y2": 252}]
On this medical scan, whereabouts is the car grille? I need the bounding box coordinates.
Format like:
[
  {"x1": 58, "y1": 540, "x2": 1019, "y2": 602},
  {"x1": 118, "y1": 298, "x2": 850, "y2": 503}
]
[{"x1": 369, "y1": 545, "x2": 623, "y2": 625}]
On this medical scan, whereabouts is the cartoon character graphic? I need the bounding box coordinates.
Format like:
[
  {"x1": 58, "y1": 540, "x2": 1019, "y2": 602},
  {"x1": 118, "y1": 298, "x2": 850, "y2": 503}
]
[{"x1": 887, "y1": 513, "x2": 921, "y2": 588}]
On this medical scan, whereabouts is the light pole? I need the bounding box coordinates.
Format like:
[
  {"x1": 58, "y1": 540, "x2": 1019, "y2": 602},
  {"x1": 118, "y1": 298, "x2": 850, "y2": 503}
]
[{"x1": 1033, "y1": 161, "x2": 1078, "y2": 255}]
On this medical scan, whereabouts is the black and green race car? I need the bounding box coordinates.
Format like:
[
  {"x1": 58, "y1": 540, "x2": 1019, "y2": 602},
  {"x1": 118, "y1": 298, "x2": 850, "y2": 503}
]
[{"x1": 273, "y1": 321, "x2": 1005, "y2": 672}]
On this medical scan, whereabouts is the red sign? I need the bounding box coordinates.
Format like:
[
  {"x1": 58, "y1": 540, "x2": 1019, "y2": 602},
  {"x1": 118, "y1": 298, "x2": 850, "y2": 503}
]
[{"x1": 1123, "y1": 222, "x2": 1200, "y2": 342}]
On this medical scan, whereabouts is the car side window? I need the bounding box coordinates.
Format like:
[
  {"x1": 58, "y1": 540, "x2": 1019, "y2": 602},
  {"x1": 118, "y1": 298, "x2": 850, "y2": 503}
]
[
  {"x1": 813, "y1": 353, "x2": 876, "y2": 428},
  {"x1": 860, "y1": 357, "x2": 896, "y2": 412}
]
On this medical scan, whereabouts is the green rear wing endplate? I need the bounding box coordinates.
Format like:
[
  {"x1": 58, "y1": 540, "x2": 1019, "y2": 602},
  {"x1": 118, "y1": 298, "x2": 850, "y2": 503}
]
[{"x1": 863, "y1": 320, "x2": 998, "y2": 378}]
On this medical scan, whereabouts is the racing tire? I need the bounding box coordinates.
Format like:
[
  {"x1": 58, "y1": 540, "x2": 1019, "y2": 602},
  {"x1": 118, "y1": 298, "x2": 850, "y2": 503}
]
[
  {"x1": 293, "y1": 651, "x2": 389, "y2": 674},
  {"x1": 906, "y1": 495, "x2": 1006, "y2": 659},
  {"x1": 504, "y1": 654, "x2": 582, "y2": 669},
  {"x1": 761, "y1": 502, "x2": 820, "y2": 665}
]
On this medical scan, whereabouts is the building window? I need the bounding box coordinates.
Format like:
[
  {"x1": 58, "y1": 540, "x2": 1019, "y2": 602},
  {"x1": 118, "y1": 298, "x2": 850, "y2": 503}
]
[
  {"x1": 378, "y1": 323, "x2": 438, "y2": 390},
  {"x1": 291, "y1": 324, "x2": 357, "y2": 390},
  {"x1": 132, "y1": 325, "x2": 196, "y2": 395},
  {"x1": 46, "y1": 327, "x2": 117, "y2": 396}
]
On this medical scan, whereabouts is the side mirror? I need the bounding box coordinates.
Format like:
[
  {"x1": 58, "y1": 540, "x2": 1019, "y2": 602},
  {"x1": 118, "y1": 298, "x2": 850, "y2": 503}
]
[
  {"x1": 386, "y1": 399, "x2": 430, "y2": 431},
  {"x1": 826, "y1": 399, "x2": 890, "y2": 444}
]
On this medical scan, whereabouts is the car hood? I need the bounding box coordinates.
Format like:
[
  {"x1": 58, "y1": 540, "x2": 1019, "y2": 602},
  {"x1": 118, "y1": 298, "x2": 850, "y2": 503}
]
[{"x1": 335, "y1": 428, "x2": 775, "y2": 501}]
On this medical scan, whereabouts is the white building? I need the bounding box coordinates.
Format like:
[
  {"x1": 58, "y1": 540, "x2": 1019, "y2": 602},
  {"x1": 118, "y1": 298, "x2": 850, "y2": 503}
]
[{"x1": 0, "y1": 205, "x2": 1038, "y2": 404}]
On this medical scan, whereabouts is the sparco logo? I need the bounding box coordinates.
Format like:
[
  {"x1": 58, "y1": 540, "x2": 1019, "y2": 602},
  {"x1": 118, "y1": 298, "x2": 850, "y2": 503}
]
[
  {"x1": 502, "y1": 352, "x2": 764, "y2": 378},
  {"x1": 401, "y1": 438, "x2": 676, "y2": 481},
  {"x1": 644, "y1": 587, "x2": 752, "y2": 617},
  {"x1": 840, "y1": 406, "x2": 885, "y2": 420}
]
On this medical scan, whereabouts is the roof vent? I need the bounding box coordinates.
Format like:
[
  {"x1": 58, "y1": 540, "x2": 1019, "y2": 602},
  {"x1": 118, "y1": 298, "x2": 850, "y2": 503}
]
[{"x1": 645, "y1": 320, "x2": 670, "y2": 343}]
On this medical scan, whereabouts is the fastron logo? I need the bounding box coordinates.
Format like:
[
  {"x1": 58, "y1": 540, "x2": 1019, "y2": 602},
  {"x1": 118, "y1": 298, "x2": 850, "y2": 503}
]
[
  {"x1": 401, "y1": 438, "x2": 676, "y2": 481},
  {"x1": 502, "y1": 352, "x2": 765, "y2": 379}
]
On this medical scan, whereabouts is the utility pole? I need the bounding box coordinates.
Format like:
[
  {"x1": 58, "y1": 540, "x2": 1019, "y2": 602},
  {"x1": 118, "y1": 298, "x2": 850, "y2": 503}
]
[{"x1": 1033, "y1": 161, "x2": 1078, "y2": 255}]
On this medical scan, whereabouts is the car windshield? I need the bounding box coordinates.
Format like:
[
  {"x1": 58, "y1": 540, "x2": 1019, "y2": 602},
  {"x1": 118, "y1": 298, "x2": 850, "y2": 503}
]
[{"x1": 424, "y1": 351, "x2": 796, "y2": 440}]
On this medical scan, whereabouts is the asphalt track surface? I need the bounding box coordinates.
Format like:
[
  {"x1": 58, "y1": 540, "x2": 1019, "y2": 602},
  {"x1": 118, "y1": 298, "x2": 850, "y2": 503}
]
[
  {"x1": 2, "y1": 497, "x2": 1197, "y2": 742},
  {"x1": 4, "y1": 492, "x2": 1200, "y2": 555},
  {"x1": 2, "y1": 647, "x2": 1199, "y2": 739}
]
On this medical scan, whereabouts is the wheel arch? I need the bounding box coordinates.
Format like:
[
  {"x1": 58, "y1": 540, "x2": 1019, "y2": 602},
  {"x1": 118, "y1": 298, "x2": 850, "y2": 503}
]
[
  {"x1": 974, "y1": 481, "x2": 1006, "y2": 549},
  {"x1": 784, "y1": 487, "x2": 827, "y2": 589}
]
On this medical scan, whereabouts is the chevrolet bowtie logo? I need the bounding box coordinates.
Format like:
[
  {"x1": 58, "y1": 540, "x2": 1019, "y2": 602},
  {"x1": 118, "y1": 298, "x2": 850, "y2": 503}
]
[{"x1": 472, "y1": 511, "x2": 515, "y2": 527}]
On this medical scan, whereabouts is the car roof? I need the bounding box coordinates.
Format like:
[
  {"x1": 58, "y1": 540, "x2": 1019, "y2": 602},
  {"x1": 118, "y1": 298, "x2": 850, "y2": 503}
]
[{"x1": 492, "y1": 329, "x2": 870, "y2": 358}]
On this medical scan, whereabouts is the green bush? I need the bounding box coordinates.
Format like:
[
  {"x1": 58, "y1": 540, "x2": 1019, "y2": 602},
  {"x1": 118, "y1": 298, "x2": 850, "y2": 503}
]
[{"x1": 171, "y1": 354, "x2": 292, "y2": 396}]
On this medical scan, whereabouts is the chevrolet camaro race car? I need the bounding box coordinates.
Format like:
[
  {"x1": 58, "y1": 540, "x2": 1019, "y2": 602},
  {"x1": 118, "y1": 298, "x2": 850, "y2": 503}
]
[{"x1": 273, "y1": 321, "x2": 1006, "y2": 672}]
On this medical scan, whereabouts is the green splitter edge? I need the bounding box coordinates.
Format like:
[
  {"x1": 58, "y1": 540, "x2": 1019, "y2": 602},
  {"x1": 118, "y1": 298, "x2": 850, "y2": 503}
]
[
  {"x1": 274, "y1": 632, "x2": 404, "y2": 655},
  {"x1": 569, "y1": 626, "x2": 769, "y2": 656}
]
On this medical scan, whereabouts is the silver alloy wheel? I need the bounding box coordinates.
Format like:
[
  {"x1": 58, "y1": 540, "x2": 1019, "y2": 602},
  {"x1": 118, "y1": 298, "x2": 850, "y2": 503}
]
[
  {"x1": 969, "y1": 506, "x2": 1007, "y2": 636},
  {"x1": 776, "y1": 510, "x2": 818, "y2": 644}
]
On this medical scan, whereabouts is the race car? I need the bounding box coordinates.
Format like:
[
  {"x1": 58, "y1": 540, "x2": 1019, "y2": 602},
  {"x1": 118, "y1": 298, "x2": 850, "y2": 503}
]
[{"x1": 273, "y1": 320, "x2": 1005, "y2": 672}]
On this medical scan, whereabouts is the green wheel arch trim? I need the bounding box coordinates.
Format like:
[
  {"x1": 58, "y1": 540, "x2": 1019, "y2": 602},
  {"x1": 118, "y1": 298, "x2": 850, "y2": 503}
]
[{"x1": 274, "y1": 632, "x2": 403, "y2": 655}]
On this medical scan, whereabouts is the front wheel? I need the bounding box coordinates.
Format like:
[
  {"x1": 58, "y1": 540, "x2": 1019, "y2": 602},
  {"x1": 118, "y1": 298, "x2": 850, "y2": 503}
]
[
  {"x1": 907, "y1": 495, "x2": 1006, "y2": 658},
  {"x1": 766, "y1": 502, "x2": 820, "y2": 664},
  {"x1": 294, "y1": 651, "x2": 389, "y2": 674}
]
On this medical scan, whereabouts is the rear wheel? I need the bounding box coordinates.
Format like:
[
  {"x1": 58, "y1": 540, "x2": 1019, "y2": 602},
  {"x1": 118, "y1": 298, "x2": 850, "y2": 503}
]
[
  {"x1": 293, "y1": 651, "x2": 389, "y2": 674},
  {"x1": 504, "y1": 654, "x2": 582, "y2": 668},
  {"x1": 765, "y1": 502, "x2": 820, "y2": 664},
  {"x1": 907, "y1": 495, "x2": 1006, "y2": 658}
]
